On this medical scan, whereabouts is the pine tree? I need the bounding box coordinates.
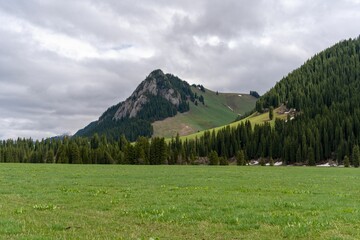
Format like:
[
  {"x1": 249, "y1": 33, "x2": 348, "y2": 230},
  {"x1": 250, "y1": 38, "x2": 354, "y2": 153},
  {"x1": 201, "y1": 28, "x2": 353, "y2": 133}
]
[
  {"x1": 124, "y1": 143, "x2": 136, "y2": 164},
  {"x1": 69, "y1": 143, "x2": 82, "y2": 164},
  {"x1": 208, "y1": 150, "x2": 219, "y2": 165},
  {"x1": 296, "y1": 146, "x2": 302, "y2": 163},
  {"x1": 56, "y1": 145, "x2": 68, "y2": 164},
  {"x1": 149, "y1": 137, "x2": 167, "y2": 164},
  {"x1": 259, "y1": 158, "x2": 266, "y2": 166},
  {"x1": 81, "y1": 146, "x2": 91, "y2": 164},
  {"x1": 91, "y1": 134, "x2": 100, "y2": 149},
  {"x1": 103, "y1": 151, "x2": 114, "y2": 164},
  {"x1": 236, "y1": 150, "x2": 245, "y2": 166},
  {"x1": 45, "y1": 149, "x2": 54, "y2": 164},
  {"x1": 352, "y1": 145, "x2": 360, "y2": 168},
  {"x1": 219, "y1": 156, "x2": 228, "y2": 165},
  {"x1": 269, "y1": 157, "x2": 274, "y2": 166},
  {"x1": 308, "y1": 147, "x2": 315, "y2": 166},
  {"x1": 344, "y1": 155, "x2": 350, "y2": 167},
  {"x1": 269, "y1": 106, "x2": 274, "y2": 120}
]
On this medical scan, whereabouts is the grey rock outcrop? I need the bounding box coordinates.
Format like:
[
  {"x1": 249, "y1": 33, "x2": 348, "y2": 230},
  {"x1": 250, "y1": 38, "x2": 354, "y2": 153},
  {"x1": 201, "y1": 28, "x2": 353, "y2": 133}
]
[{"x1": 113, "y1": 69, "x2": 182, "y2": 120}]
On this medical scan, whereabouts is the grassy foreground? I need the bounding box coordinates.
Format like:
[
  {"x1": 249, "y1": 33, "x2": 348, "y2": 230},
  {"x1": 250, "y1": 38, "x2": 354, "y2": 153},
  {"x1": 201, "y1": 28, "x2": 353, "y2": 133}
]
[{"x1": 1, "y1": 164, "x2": 360, "y2": 239}]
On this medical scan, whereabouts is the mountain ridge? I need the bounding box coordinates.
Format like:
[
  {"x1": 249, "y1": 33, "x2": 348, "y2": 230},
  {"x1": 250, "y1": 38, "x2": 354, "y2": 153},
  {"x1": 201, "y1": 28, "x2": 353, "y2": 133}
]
[
  {"x1": 75, "y1": 69, "x2": 194, "y2": 141},
  {"x1": 75, "y1": 69, "x2": 257, "y2": 141}
]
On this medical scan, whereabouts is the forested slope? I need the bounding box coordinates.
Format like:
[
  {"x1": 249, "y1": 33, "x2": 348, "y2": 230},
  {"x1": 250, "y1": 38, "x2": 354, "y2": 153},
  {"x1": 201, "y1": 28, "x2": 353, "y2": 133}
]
[{"x1": 254, "y1": 37, "x2": 360, "y2": 163}]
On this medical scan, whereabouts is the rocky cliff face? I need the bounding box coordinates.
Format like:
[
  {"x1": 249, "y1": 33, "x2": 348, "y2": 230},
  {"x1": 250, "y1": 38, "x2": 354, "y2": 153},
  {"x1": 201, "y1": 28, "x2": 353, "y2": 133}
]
[{"x1": 113, "y1": 69, "x2": 182, "y2": 120}]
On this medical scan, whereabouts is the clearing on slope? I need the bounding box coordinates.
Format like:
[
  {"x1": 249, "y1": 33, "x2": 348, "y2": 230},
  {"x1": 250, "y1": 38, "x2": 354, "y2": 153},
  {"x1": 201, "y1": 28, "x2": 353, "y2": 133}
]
[
  {"x1": 179, "y1": 105, "x2": 290, "y2": 141},
  {"x1": 152, "y1": 86, "x2": 257, "y2": 138}
]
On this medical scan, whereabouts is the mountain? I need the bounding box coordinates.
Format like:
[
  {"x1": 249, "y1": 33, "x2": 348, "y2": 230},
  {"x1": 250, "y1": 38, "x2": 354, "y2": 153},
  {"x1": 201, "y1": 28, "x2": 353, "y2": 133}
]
[
  {"x1": 75, "y1": 69, "x2": 256, "y2": 141},
  {"x1": 75, "y1": 69, "x2": 193, "y2": 141},
  {"x1": 75, "y1": 35, "x2": 360, "y2": 166}
]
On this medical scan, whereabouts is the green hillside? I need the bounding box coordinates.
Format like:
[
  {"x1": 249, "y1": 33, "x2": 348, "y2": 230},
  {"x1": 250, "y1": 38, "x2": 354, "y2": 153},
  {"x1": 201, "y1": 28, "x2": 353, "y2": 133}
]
[
  {"x1": 152, "y1": 86, "x2": 257, "y2": 137},
  {"x1": 174, "y1": 37, "x2": 360, "y2": 164},
  {"x1": 178, "y1": 106, "x2": 288, "y2": 141}
]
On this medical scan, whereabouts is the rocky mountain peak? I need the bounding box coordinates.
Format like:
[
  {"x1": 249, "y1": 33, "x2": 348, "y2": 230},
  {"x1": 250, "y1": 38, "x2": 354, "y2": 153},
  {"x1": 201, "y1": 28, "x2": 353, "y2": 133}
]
[
  {"x1": 113, "y1": 69, "x2": 183, "y2": 120},
  {"x1": 148, "y1": 69, "x2": 165, "y2": 78}
]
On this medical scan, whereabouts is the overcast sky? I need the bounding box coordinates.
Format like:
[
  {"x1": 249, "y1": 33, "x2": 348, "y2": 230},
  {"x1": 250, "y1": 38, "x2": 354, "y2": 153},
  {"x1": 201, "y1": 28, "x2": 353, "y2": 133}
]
[{"x1": 0, "y1": 0, "x2": 360, "y2": 139}]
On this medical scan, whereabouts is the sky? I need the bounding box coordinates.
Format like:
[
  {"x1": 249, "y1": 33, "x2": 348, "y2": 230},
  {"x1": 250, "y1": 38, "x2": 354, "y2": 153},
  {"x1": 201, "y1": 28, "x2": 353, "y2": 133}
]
[{"x1": 0, "y1": 0, "x2": 360, "y2": 140}]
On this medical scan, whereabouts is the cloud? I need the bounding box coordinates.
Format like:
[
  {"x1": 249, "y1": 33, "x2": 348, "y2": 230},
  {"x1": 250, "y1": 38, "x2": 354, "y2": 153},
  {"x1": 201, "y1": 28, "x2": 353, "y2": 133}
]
[{"x1": 0, "y1": 0, "x2": 359, "y2": 139}]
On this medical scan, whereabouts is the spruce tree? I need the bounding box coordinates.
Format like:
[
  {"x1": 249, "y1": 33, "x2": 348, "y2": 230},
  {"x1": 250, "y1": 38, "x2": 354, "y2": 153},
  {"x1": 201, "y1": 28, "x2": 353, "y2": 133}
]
[
  {"x1": 269, "y1": 106, "x2": 274, "y2": 120},
  {"x1": 344, "y1": 155, "x2": 350, "y2": 167},
  {"x1": 208, "y1": 150, "x2": 219, "y2": 165},
  {"x1": 236, "y1": 150, "x2": 245, "y2": 166},
  {"x1": 259, "y1": 158, "x2": 266, "y2": 166},
  {"x1": 56, "y1": 145, "x2": 68, "y2": 164},
  {"x1": 69, "y1": 143, "x2": 82, "y2": 164},
  {"x1": 219, "y1": 156, "x2": 228, "y2": 165},
  {"x1": 352, "y1": 145, "x2": 360, "y2": 168},
  {"x1": 45, "y1": 149, "x2": 54, "y2": 164},
  {"x1": 269, "y1": 157, "x2": 274, "y2": 166},
  {"x1": 296, "y1": 147, "x2": 302, "y2": 163},
  {"x1": 91, "y1": 134, "x2": 100, "y2": 149},
  {"x1": 308, "y1": 147, "x2": 315, "y2": 166}
]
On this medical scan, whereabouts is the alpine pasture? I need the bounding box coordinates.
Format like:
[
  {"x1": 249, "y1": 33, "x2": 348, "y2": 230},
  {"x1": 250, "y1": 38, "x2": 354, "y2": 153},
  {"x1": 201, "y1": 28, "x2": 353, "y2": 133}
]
[{"x1": 1, "y1": 164, "x2": 359, "y2": 239}]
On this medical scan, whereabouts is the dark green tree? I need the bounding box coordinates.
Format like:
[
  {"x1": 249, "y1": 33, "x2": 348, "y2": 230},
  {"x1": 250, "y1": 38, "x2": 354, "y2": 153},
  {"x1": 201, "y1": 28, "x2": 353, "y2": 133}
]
[
  {"x1": 344, "y1": 155, "x2": 350, "y2": 167},
  {"x1": 352, "y1": 145, "x2": 360, "y2": 168},
  {"x1": 56, "y1": 145, "x2": 68, "y2": 164},
  {"x1": 269, "y1": 106, "x2": 274, "y2": 120},
  {"x1": 269, "y1": 157, "x2": 274, "y2": 166},
  {"x1": 236, "y1": 150, "x2": 245, "y2": 166},
  {"x1": 219, "y1": 156, "x2": 228, "y2": 165},
  {"x1": 308, "y1": 147, "x2": 315, "y2": 166},
  {"x1": 208, "y1": 150, "x2": 219, "y2": 165},
  {"x1": 45, "y1": 149, "x2": 54, "y2": 164}
]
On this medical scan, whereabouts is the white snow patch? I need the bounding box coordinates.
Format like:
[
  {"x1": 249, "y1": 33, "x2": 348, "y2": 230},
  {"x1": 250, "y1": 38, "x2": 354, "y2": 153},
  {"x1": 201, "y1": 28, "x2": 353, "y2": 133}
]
[
  {"x1": 317, "y1": 162, "x2": 338, "y2": 167},
  {"x1": 250, "y1": 160, "x2": 259, "y2": 165},
  {"x1": 238, "y1": 94, "x2": 242, "y2": 97},
  {"x1": 317, "y1": 163, "x2": 331, "y2": 167},
  {"x1": 274, "y1": 161, "x2": 283, "y2": 166}
]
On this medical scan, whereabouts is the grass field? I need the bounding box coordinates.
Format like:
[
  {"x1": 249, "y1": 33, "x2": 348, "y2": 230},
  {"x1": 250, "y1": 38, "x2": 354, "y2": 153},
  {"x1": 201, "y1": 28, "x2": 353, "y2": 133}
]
[
  {"x1": 152, "y1": 87, "x2": 256, "y2": 138},
  {"x1": 1, "y1": 164, "x2": 360, "y2": 239}
]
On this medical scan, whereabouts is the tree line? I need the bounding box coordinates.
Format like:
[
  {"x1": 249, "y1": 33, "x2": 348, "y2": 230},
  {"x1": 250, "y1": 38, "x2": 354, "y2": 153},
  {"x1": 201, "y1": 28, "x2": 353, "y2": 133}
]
[
  {"x1": 2, "y1": 37, "x2": 360, "y2": 166},
  {"x1": 1, "y1": 117, "x2": 360, "y2": 166}
]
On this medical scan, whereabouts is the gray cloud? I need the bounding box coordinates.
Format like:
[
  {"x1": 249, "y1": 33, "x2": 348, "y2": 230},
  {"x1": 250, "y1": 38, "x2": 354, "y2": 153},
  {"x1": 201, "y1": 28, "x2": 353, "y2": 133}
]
[{"x1": 0, "y1": 0, "x2": 359, "y2": 139}]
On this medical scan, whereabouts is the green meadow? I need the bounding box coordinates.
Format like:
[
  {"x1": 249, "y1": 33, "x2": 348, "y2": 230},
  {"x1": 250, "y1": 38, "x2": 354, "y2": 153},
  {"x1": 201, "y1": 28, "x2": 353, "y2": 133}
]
[
  {"x1": 179, "y1": 106, "x2": 288, "y2": 141},
  {"x1": 152, "y1": 87, "x2": 256, "y2": 138},
  {"x1": 1, "y1": 164, "x2": 360, "y2": 239}
]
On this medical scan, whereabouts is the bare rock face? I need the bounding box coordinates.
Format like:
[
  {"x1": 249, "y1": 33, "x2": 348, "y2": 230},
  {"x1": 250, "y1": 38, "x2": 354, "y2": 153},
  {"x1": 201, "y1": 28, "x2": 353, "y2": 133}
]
[
  {"x1": 113, "y1": 70, "x2": 182, "y2": 120},
  {"x1": 162, "y1": 88, "x2": 180, "y2": 106}
]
